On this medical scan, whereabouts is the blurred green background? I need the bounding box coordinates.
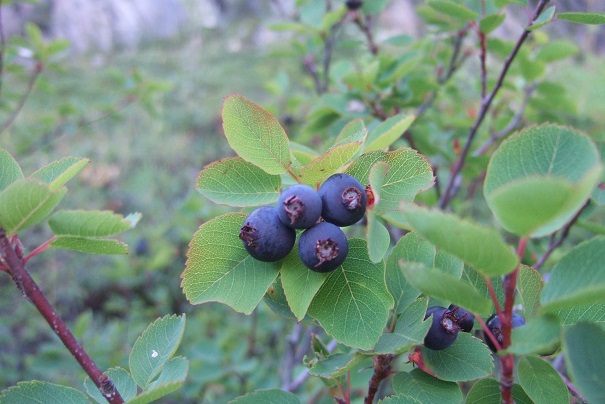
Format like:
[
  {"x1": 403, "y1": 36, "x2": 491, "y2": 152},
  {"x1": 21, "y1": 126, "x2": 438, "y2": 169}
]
[{"x1": 1, "y1": 1, "x2": 604, "y2": 402}]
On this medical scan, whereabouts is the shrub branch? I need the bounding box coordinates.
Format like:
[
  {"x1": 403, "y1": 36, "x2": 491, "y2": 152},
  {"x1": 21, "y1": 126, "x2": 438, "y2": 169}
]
[
  {"x1": 0, "y1": 228, "x2": 124, "y2": 404},
  {"x1": 438, "y1": 0, "x2": 551, "y2": 209}
]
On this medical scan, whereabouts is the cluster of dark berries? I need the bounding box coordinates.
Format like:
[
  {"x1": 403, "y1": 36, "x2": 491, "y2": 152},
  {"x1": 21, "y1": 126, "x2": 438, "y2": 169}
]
[
  {"x1": 423, "y1": 305, "x2": 475, "y2": 350},
  {"x1": 239, "y1": 173, "x2": 367, "y2": 272},
  {"x1": 345, "y1": 0, "x2": 364, "y2": 11}
]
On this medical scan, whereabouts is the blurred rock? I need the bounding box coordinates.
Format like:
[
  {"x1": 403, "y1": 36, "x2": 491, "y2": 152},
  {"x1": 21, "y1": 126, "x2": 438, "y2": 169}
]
[{"x1": 51, "y1": 0, "x2": 185, "y2": 53}]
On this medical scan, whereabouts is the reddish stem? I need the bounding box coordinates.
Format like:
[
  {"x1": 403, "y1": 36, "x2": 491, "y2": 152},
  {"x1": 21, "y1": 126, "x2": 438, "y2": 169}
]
[
  {"x1": 0, "y1": 229, "x2": 124, "y2": 404},
  {"x1": 499, "y1": 237, "x2": 528, "y2": 404},
  {"x1": 23, "y1": 237, "x2": 55, "y2": 264},
  {"x1": 476, "y1": 315, "x2": 502, "y2": 352},
  {"x1": 365, "y1": 354, "x2": 395, "y2": 404}
]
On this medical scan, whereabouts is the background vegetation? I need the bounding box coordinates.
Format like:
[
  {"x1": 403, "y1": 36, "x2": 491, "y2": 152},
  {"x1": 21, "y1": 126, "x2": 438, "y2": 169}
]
[{"x1": 1, "y1": 0, "x2": 604, "y2": 402}]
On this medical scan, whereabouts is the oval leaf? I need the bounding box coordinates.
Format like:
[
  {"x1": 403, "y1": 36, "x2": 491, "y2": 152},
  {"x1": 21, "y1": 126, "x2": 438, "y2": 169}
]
[
  {"x1": 195, "y1": 157, "x2": 281, "y2": 207},
  {"x1": 0, "y1": 148, "x2": 23, "y2": 192},
  {"x1": 0, "y1": 179, "x2": 67, "y2": 236},
  {"x1": 517, "y1": 356, "x2": 569, "y2": 404},
  {"x1": 280, "y1": 248, "x2": 326, "y2": 321},
  {"x1": 421, "y1": 333, "x2": 493, "y2": 382},
  {"x1": 400, "y1": 204, "x2": 518, "y2": 276},
  {"x1": 484, "y1": 124, "x2": 602, "y2": 238},
  {"x1": 31, "y1": 156, "x2": 89, "y2": 191},
  {"x1": 506, "y1": 315, "x2": 560, "y2": 356},
  {"x1": 49, "y1": 210, "x2": 133, "y2": 237},
  {"x1": 400, "y1": 262, "x2": 492, "y2": 316},
  {"x1": 129, "y1": 314, "x2": 186, "y2": 388},
  {"x1": 308, "y1": 239, "x2": 394, "y2": 350},
  {"x1": 367, "y1": 212, "x2": 391, "y2": 263},
  {"x1": 0, "y1": 381, "x2": 89, "y2": 404},
  {"x1": 50, "y1": 237, "x2": 128, "y2": 255},
  {"x1": 563, "y1": 322, "x2": 605, "y2": 403},
  {"x1": 222, "y1": 95, "x2": 292, "y2": 175},
  {"x1": 346, "y1": 148, "x2": 434, "y2": 213},
  {"x1": 541, "y1": 236, "x2": 605, "y2": 312},
  {"x1": 465, "y1": 378, "x2": 533, "y2": 404},
  {"x1": 128, "y1": 357, "x2": 188, "y2": 404},
  {"x1": 364, "y1": 114, "x2": 415, "y2": 152},
  {"x1": 392, "y1": 369, "x2": 463, "y2": 404},
  {"x1": 557, "y1": 12, "x2": 605, "y2": 25},
  {"x1": 229, "y1": 389, "x2": 301, "y2": 404},
  {"x1": 182, "y1": 213, "x2": 280, "y2": 314},
  {"x1": 374, "y1": 296, "x2": 431, "y2": 354}
]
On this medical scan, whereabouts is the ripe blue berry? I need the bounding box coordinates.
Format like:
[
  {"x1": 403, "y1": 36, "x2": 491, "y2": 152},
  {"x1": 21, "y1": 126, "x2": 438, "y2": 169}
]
[
  {"x1": 424, "y1": 306, "x2": 460, "y2": 350},
  {"x1": 484, "y1": 312, "x2": 526, "y2": 352},
  {"x1": 239, "y1": 206, "x2": 295, "y2": 262},
  {"x1": 448, "y1": 304, "x2": 475, "y2": 333},
  {"x1": 345, "y1": 0, "x2": 363, "y2": 10},
  {"x1": 298, "y1": 222, "x2": 349, "y2": 272},
  {"x1": 277, "y1": 185, "x2": 322, "y2": 229},
  {"x1": 319, "y1": 173, "x2": 367, "y2": 227}
]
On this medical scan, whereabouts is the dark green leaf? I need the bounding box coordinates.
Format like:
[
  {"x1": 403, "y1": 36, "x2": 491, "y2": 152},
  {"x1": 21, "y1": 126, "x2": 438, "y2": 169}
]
[
  {"x1": 563, "y1": 322, "x2": 605, "y2": 403},
  {"x1": 0, "y1": 149, "x2": 24, "y2": 192},
  {"x1": 0, "y1": 381, "x2": 88, "y2": 404},
  {"x1": 517, "y1": 356, "x2": 569, "y2": 404},
  {"x1": 392, "y1": 369, "x2": 463, "y2": 403}
]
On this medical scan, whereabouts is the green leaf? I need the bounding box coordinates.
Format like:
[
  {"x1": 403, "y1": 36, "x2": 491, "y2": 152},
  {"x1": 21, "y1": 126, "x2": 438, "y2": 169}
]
[
  {"x1": 308, "y1": 352, "x2": 368, "y2": 379},
  {"x1": 0, "y1": 179, "x2": 67, "y2": 236},
  {"x1": 84, "y1": 367, "x2": 137, "y2": 403},
  {"x1": 541, "y1": 237, "x2": 605, "y2": 312},
  {"x1": 195, "y1": 157, "x2": 281, "y2": 207},
  {"x1": 0, "y1": 149, "x2": 23, "y2": 192},
  {"x1": 555, "y1": 302, "x2": 605, "y2": 325},
  {"x1": 392, "y1": 369, "x2": 463, "y2": 403},
  {"x1": 373, "y1": 296, "x2": 431, "y2": 354},
  {"x1": 400, "y1": 204, "x2": 518, "y2": 276},
  {"x1": 263, "y1": 276, "x2": 299, "y2": 321},
  {"x1": 290, "y1": 142, "x2": 319, "y2": 166},
  {"x1": 386, "y1": 232, "x2": 437, "y2": 314},
  {"x1": 527, "y1": 6, "x2": 555, "y2": 31},
  {"x1": 50, "y1": 236, "x2": 128, "y2": 255},
  {"x1": 428, "y1": 0, "x2": 479, "y2": 22},
  {"x1": 421, "y1": 333, "x2": 493, "y2": 382},
  {"x1": 280, "y1": 248, "x2": 326, "y2": 321},
  {"x1": 557, "y1": 12, "x2": 605, "y2": 25},
  {"x1": 228, "y1": 389, "x2": 301, "y2": 404},
  {"x1": 346, "y1": 148, "x2": 434, "y2": 213},
  {"x1": 127, "y1": 357, "x2": 188, "y2": 404},
  {"x1": 465, "y1": 378, "x2": 533, "y2": 404},
  {"x1": 366, "y1": 212, "x2": 390, "y2": 263},
  {"x1": 182, "y1": 213, "x2": 280, "y2": 314},
  {"x1": 517, "y1": 265, "x2": 543, "y2": 319},
  {"x1": 484, "y1": 124, "x2": 602, "y2": 238},
  {"x1": 400, "y1": 262, "x2": 492, "y2": 316},
  {"x1": 129, "y1": 314, "x2": 186, "y2": 388},
  {"x1": 31, "y1": 156, "x2": 89, "y2": 191},
  {"x1": 506, "y1": 315, "x2": 560, "y2": 355},
  {"x1": 333, "y1": 119, "x2": 367, "y2": 147},
  {"x1": 0, "y1": 381, "x2": 89, "y2": 404},
  {"x1": 517, "y1": 356, "x2": 569, "y2": 404},
  {"x1": 536, "y1": 40, "x2": 579, "y2": 63},
  {"x1": 299, "y1": 125, "x2": 365, "y2": 186},
  {"x1": 378, "y1": 395, "x2": 422, "y2": 404},
  {"x1": 461, "y1": 268, "x2": 505, "y2": 310},
  {"x1": 364, "y1": 114, "x2": 416, "y2": 152},
  {"x1": 307, "y1": 239, "x2": 393, "y2": 350},
  {"x1": 480, "y1": 14, "x2": 506, "y2": 34},
  {"x1": 368, "y1": 161, "x2": 388, "y2": 211},
  {"x1": 222, "y1": 95, "x2": 292, "y2": 175},
  {"x1": 563, "y1": 322, "x2": 605, "y2": 403},
  {"x1": 49, "y1": 210, "x2": 133, "y2": 237}
]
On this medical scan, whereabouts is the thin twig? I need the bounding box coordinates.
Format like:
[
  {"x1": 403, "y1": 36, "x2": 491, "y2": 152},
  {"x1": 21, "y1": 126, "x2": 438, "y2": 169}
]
[
  {"x1": 353, "y1": 14, "x2": 378, "y2": 55},
  {"x1": 0, "y1": 61, "x2": 43, "y2": 134},
  {"x1": 0, "y1": 228, "x2": 124, "y2": 404},
  {"x1": 560, "y1": 372, "x2": 588, "y2": 403},
  {"x1": 534, "y1": 200, "x2": 591, "y2": 270},
  {"x1": 474, "y1": 83, "x2": 536, "y2": 156},
  {"x1": 438, "y1": 0, "x2": 551, "y2": 209}
]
